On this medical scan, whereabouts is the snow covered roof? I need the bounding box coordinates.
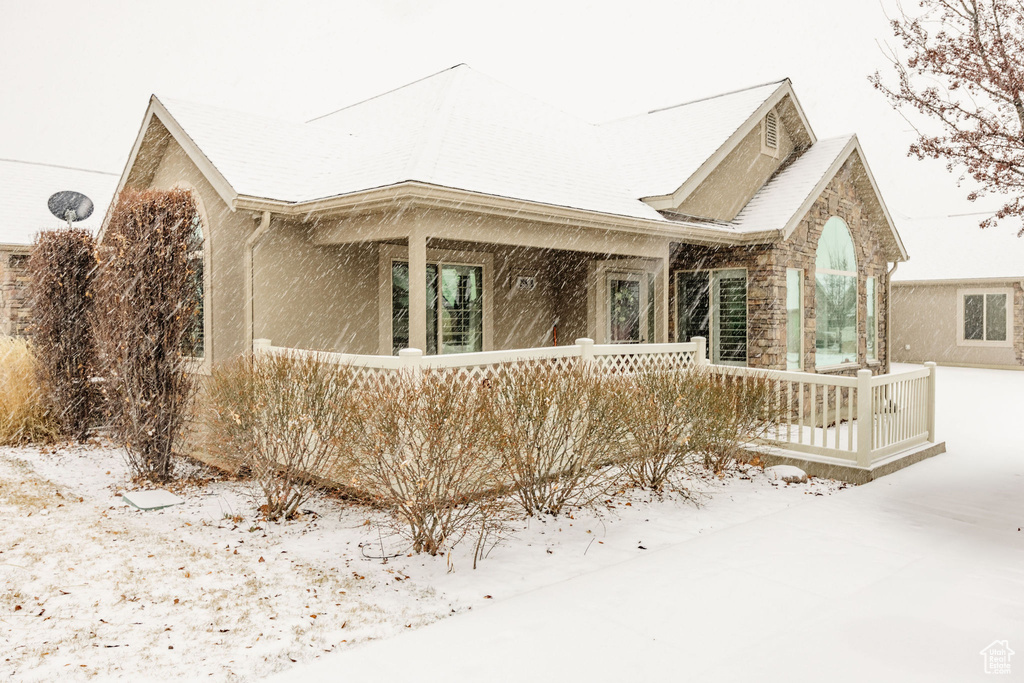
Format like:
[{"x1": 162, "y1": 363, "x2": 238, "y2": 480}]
[
  {"x1": 132, "y1": 65, "x2": 901, "y2": 256},
  {"x1": 0, "y1": 158, "x2": 119, "y2": 246},
  {"x1": 600, "y1": 81, "x2": 787, "y2": 199},
  {"x1": 893, "y1": 214, "x2": 1024, "y2": 281},
  {"x1": 730, "y1": 136, "x2": 854, "y2": 233}
]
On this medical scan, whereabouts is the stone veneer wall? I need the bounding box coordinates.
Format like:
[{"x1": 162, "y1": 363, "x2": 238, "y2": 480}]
[
  {"x1": 0, "y1": 248, "x2": 33, "y2": 337},
  {"x1": 670, "y1": 157, "x2": 891, "y2": 375}
]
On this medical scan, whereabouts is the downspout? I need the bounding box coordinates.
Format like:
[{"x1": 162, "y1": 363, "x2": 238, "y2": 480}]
[
  {"x1": 245, "y1": 211, "x2": 272, "y2": 353},
  {"x1": 885, "y1": 261, "x2": 898, "y2": 374}
]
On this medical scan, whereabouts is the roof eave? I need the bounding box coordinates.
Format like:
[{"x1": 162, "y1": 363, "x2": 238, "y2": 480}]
[{"x1": 233, "y1": 182, "x2": 783, "y2": 247}]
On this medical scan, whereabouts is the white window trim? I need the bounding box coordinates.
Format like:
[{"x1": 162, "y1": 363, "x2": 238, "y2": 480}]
[
  {"x1": 786, "y1": 268, "x2": 804, "y2": 371},
  {"x1": 377, "y1": 243, "x2": 494, "y2": 355},
  {"x1": 672, "y1": 267, "x2": 749, "y2": 366},
  {"x1": 171, "y1": 181, "x2": 212, "y2": 376},
  {"x1": 589, "y1": 258, "x2": 662, "y2": 344},
  {"x1": 956, "y1": 287, "x2": 1013, "y2": 348},
  {"x1": 866, "y1": 276, "x2": 878, "y2": 362}
]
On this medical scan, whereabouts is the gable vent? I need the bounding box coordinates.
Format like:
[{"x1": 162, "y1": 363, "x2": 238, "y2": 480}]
[{"x1": 764, "y1": 110, "x2": 779, "y2": 149}]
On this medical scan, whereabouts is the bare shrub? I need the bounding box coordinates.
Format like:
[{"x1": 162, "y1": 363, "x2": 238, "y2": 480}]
[
  {"x1": 348, "y1": 370, "x2": 504, "y2": 555},
  {"x1": 95, "y1": 188, "x2": 201, "y2": 483},
  {"x1": 0, "y1": 338, "x2": 58, "y2": 444},
  {"x1": 489, "y1": 362, "x2": 630, "y2": 516},
  {"x1": 691, "y1": 370, "x2": 778, "y2": 473},
  {"x1": 28, "y1": 228, "x2": 98, "y2": 440},
  {"x1": 619, "y1": 367, "x2": 704, "y2": 491},
  {"x1": 204, "y1": 352, "x2": 359, "y2": 522}
]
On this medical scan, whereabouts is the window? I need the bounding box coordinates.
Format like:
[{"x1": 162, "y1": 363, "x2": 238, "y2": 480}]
[
  {"x1": 815, "y1": 217, "x2": 857, "y2": 367},
  {"x1": 675, "y1": 269, "x2": 747, "y2": 366},
  {"x1": 391, "y1": 260, "x2": 483, "y2": 355},
  {"x1": 182, "y1": 214, "x2": 205, "y2": 359},
  {"x1": 786, "y1": 268, "x2": 802, "y2": 370},
  {"x1": 866, "y1": 276, "x2": 877, "y2": 361},
  {"x1": 958, "y1": 289, "x2": 1011, "y2": 345}
]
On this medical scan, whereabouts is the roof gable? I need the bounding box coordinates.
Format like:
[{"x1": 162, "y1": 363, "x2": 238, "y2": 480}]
[{"x1": 600, "y1": 80, "x2": 816, "y2": 209}]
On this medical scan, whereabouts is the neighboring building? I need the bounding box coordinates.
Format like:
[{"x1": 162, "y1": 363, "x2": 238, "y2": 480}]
[
  {"x1": 892, "y1": 215, "x2": 1024, "y2": 369},
  {"x1": 0, "y1": 158, "x2": 119, "y2": 336},
  {"x1": 101, "y1": 65, "x2": 907, "y2": 373}
]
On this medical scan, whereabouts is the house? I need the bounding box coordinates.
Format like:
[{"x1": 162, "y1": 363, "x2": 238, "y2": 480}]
[
  {"x1": 0, "y1": 158, "x2": 119, "y2": 336},
  {"x1": 102, "y1": 65, "x2": 907, "y2": 374},
  {"x1": 892, "y1": 215, "x2": 1024, "y2": 369}
]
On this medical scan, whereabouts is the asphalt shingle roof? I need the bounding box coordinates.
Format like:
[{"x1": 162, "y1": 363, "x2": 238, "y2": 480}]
[{"x1": 154, "y1": 65, "x2": 858, "y2": 238}]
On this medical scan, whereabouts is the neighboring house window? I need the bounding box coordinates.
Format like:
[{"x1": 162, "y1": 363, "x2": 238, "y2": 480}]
[
  {"x1": 675, "y1": 269, "x2": 747, "y2": 366},
  {"x1": 958, "y1": 288, "x2": 1012, "y2": 345},
  {"x1": 182, "y1": 214, "x2": 205, "y2": 359},
  {"x1": 815, "y1": 217, "x2": 858, "y2": 367},
  {"x1": 866, "y1": 276, "x2": 878, "y2": 361},
  {"x1": 391, "y1": 260, "x2": 483, "y2": 355},
  {"x1": 786, "y1": 268, "x2": 803, "y2": 370}
]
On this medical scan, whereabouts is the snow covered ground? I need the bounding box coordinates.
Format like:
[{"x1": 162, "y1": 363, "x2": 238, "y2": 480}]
[
  {"x1": 280, "y1": 364, "x2": 1024, "y2": 682},
  {"x1": 1, "y1": 413, "x2": 844, "y2": 680},
  {"x1": 3, "y1": 365, "x2": 1020, "y2": 681}
]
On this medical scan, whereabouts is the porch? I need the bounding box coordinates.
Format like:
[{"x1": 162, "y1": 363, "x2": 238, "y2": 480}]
[{"x1": 251, "y1": 336, "x2": 945, "y2": 483}]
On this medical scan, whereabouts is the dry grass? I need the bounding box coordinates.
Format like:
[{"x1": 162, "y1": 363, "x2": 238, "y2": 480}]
[{"x1": 0, "y1": 338, "x2": 58, "y2": 445}]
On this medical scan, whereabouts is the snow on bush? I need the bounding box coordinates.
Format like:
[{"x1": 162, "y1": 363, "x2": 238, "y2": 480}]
[
  {"x1": 348, "y1": 370, "x2": 507, "y2": 555},
  {"x1": 0, "y1": 338, "x2": 57, "y2": 444},
  {"x1": 488, "y1": 362, "x2": 630, "y2": 516},
  {"x1": 28, "y1": 227, "x2": 98, "y2": 441},
  {"x1": 204, "y1": 352, "x2": 359, "y2": 521},
  {"x1": 95, "y1": 188, "x2": 202, "y2": 483}
]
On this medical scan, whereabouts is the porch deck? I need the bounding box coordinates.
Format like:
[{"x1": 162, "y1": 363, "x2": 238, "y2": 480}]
[{"x1": 253, "y1": 337, "x2": 945, "y2": 484}]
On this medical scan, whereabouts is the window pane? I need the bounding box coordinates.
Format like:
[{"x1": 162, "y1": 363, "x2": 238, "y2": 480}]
[
  {"x1": 609, "y1": 277, "x2": 641, "y2": 343},
  {"x1": 676, "y1": 273, "x2": 710, "y2": 342},
  {"x1": 815, "y1": 217, "x2": 857, "y2": 274},
  {"x1": 816, "y1": 272, "x2": 857, "y2": 366},
  {"x1": 182, "y1": 258, "x2": 204, "y2": 358},
  {"x1": 866, "y1": 277, "x2": 877, "y2": 360},
  {"x1": 647, "y1": 273, "x2": 656, "y2": 343},
  {"x1": 786, "y1": 269, "x2": 801, "y2": 369},
  {"x1": 963, "y1": 294, "x2": 984, "y2": 341},
  {"x1": 440, "y1": 265, "x2": 482, "y2": 354},
  {"x1": 715, "y1": 273, "x2": 747, "y2": 363},
  {"x1": 986, "y1": 293, "x2": 1007, "y2": 341},
  {"x1": 392, "y1": 261, "x2": 439, "y2": 355}
]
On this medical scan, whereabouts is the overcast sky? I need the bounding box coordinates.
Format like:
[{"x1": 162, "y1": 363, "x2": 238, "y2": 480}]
[{"x1": 0, "y1": 0, "x2": 1003, "y2": 226}]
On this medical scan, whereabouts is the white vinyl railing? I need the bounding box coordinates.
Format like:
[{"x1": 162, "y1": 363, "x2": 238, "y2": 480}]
[
  {"x1": 704, "y1": 353, "x2": 937, "y2": 467},
  {"x1": 253, "y1": 336, "x2": 936, "y2": 468}
]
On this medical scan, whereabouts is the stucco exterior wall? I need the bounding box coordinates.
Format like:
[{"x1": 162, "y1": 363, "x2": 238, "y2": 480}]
[
  {"x1": 0, "y1": 248, "x2": 32, "y2": 337},
  {"x1": 671, "y1": 156, "x2": 892, "y2": 374},
  {"x1": 148, "y1": 141, "x2": 253, "y2": 367},
  {"x1": 891, "y1": 280, "x2": 1024, "y2": 368}
]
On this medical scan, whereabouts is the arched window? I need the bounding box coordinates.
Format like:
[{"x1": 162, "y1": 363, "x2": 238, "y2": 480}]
[
  {"x1": 815, "y1": 217, "x2": 857, "y2": 366},
  {"x1": 183, "y1": 213, "x2": 205, "y2": 359}
]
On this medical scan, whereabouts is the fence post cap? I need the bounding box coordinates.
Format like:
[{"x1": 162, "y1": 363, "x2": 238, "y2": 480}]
[
  {"x1": 924, "y1": 361, "x2": 937, "y2": 368},
  {"x1": 574, "y1": 337, "x2": 594, "y2": 345},
  {"x1": 398, "y1": 348, "x2": 423, "y2": 358},
  {"x1": 857, "y1": 368, "x2": 873, "y2": 378}
]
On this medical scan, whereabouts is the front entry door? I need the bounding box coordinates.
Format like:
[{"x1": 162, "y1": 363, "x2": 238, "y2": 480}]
[{"x1": 608, "y1": 272, "x2": 648, "y2": 343}]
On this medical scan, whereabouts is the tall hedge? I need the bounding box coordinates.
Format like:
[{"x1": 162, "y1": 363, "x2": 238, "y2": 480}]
[
  {"x1": 96, "y1": 188, "x2": 202, "y2": 482},
  {"x1": 28, "y1": 227, "x2": 97, "y2": 441}
]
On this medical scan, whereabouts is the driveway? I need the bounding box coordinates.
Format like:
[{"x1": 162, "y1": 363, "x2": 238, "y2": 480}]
[{"x1": 276, "y1": 365, "x2": 1024, "y2": 682}]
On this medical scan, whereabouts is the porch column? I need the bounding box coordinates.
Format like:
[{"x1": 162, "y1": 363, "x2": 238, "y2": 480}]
[
  {"x1": 657, "y1": 244, "x2": 670, "y2": 343},
  {"x1": 408, "y1": 230, "x2": 428, "y2": 353}
]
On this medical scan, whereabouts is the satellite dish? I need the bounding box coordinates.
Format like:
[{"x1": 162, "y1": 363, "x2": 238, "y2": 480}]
[{"x1": 48, "y1": 190, "x2": 94, "y2": 225}]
